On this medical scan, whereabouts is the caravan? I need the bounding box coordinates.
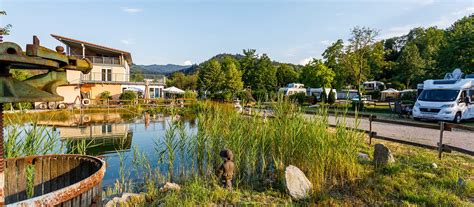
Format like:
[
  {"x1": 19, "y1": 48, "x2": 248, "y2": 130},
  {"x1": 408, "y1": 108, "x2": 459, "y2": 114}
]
[{"x1": 412, "y1": 69, "x2": 474, "y2": 123}]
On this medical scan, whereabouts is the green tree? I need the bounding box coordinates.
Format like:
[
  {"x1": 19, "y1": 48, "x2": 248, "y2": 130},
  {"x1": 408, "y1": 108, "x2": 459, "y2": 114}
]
[
  {"x1": 397, "y1": 42, "x2": 425, "y2": 89},
  {"x1": 323, "y1": 39, "x2": 348, "y2": 89},
  {"x1": 130, "y1": 71, "x2": 144, "y2": 82},
  {"x1": 438, "y1": 15, "x2": 473, "y2": 74},
  {"x1": 240, "y1": 49, "x2": 258, "y2": 86},
  {"x1": 167, "y1": 72, "x2": 197, "y2": 90},
  {"x1": 276, "y1": 64, "x2": 299, "y2": 87},
  {"x1": 197, "y1": 59, "x2": 225, "y2": 94},
  {"x1": 300, "y1": 59, "x2": 335, "y2": 88},
  {"x1": 244, "y1": 53, "x2": 277, "y2": 92},
  {"x1": 222, "y1": 58, "x2": 244, "y2": 96},
  {"x1": 342, "y1": 26, "x2": 379, "y2": 102},
  {"x1": 1, "y1": 11, "x2": 12, "y2": 36}
]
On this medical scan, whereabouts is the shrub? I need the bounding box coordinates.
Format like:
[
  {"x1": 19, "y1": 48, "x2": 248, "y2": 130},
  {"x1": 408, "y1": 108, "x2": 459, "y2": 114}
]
[
  {"x1": 400, "y1": 91, "x2": 417, "y2": 101},
  {"x1": 99, "y1": 91, "x2": 112, "y2": 100},
  {"x1": 320, "y1": 89, "x2": 327, "y2": 103},
  {"x1": 252, "y1": 90, "x2": 268, "y2": 102},
  {"x1": 289, "y1": 92, "x2": 306, "y2": 105},
  {"x1": 366, "y1": 90, "x2": 381, "y2": 100},
  {"x1": 120, "y1": 91, "x2": 137, "y2": 103},
  {"x1": 327, "y1": 89, "x2": 336, "y2": 105},
  {"x1": 236, "y1": 90, "x2": 255, "y2": 103},
  {"x1": 184, "y1": 90, "x2": 198, "y2": 100}
]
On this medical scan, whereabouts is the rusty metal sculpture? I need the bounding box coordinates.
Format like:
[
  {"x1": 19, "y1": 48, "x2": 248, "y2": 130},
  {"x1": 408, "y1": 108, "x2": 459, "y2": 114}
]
[
  {"x1": 0, "y1": 36, "x2": 92, "y2": 205},
  {"x1": 216, "y1": 149, "x2": 235, "y2": 190}
]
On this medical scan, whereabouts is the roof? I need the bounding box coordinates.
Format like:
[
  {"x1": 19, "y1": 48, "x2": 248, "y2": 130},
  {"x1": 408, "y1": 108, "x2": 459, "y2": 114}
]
[
  {"x1": 51, "y1": 34, "x2": 133, "y2": 65},
  {"x1": 381, "y1": 88, "x2": 399, "y2": 93}
]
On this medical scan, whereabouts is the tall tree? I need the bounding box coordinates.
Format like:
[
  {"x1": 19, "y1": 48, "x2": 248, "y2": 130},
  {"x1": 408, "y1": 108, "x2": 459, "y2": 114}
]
[
  {"x1": 240, "y1": 49, "x2": 258, "y2": 87},
  {"x1": 438, "y1": 15, "x2": 473, "y2": 74},
  {"x1": 323, "y1": 39, "x2": 348, "y2": 89},
  {"x1": 197, "y1": 59, "x2": 225, "y2": 93},
  {"x1": 300, "y1": 59, "x2": 335, "y2": 88},
  {"x1": 0, "y1": 10, "x2": 12, "y2": 36},
  {"x1": 276, "y1": 64, "x2": 299, "y2": 87},
  {"x1": 397, "y1": 42, "x2": 425, "y2": 88},
  {"x1": 221, "y1": 56, "x2": 244, "y2": 96},
  {"x1": 167, "y1": 72, "x2": 197, "y2": 90},
  {"x1": 342, "y1": 26, "x2": 379, "y2": 101}
]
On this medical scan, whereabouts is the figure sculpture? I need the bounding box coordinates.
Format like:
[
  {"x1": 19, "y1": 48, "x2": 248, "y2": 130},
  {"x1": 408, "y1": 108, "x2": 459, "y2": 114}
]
[{"x1": 217, "y1": 149, "x2": 234, "y2": 190}]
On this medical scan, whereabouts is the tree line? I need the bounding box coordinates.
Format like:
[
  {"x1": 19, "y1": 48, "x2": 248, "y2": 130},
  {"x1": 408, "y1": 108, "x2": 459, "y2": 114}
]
[{"x1": 166, "y1": 15, "x2": 472, "y2": 101}]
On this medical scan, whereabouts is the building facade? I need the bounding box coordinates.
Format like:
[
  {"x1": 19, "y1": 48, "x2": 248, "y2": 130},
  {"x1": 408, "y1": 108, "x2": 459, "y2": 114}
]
[{"x1": 39, "y1": 34, "x2": 166, "y2": 108}]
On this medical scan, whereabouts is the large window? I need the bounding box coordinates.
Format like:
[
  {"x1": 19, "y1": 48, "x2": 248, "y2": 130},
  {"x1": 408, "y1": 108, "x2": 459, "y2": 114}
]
[{"x1": 102, "y1": 68, "x2": 112, "y2": 81}]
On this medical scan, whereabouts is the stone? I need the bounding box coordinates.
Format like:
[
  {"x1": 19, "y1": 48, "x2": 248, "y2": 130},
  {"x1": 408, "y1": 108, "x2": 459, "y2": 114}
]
[
  {"x1": 373, "y1": 144, "x2": 395, "y2": 167},
  {"x1": 104, "y1": 192, "x2": 144, "y2": 207},
  {"x1": 160, "y1": 182, "x2": 181, "y2": 192},
  {"x1": 431, "y1": 163, "x2": 438, "y2": 169},
  {"x1": 357, "y1": 152, "x2": 369, "y2": 160},
  {"x1": 284, "y1": 165, "x2": 312, "y2": 200}
]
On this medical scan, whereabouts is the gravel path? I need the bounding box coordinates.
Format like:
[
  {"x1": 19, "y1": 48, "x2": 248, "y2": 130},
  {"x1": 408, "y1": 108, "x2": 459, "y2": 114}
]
[{"x1": 305, "y1": 114, "x2": 474, "y2": 152}]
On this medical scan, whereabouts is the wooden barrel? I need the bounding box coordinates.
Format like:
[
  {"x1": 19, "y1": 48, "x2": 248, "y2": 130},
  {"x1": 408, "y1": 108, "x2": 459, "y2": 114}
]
[{"x1": 4, "y1": 154, "x2": 105, "y2": 206}]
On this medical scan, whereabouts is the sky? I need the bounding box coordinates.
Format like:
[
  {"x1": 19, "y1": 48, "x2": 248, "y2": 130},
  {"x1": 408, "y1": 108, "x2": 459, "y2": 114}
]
[{"x1": 1, "y1": 0, "x2": 473, "y2": 66}]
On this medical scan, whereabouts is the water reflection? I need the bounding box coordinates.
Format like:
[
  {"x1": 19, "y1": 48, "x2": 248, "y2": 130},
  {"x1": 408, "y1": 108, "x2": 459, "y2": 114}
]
[{"x1": 37, "y1": 112, "x2": 197, "y2": 187}]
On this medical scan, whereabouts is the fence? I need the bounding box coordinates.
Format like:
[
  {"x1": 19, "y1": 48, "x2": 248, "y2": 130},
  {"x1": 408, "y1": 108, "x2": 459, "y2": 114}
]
[{"x1": 305, "y1": 110, "x2": 474, "y2": 159}]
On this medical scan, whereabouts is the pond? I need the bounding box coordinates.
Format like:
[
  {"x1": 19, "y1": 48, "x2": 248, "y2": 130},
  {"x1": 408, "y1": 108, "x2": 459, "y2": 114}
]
[{"x1": 6, "y1": 111, "x2": 198, "y2": 188}]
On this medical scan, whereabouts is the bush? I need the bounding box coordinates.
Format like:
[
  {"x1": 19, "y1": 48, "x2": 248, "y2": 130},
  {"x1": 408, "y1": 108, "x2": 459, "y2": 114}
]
[
  {"x1": 99, "y1": 91, "x2": 112, "y2": 100},
  {"x1": 366, "y1": 90, "x2": 381, "y2": 100},
  {"x1": 400, "y1": 91, "x2": 417, "y2": 101},
  {"x1": 351, "y1": 100, "x2": 364, "y2": 110},
  {"x1": 184, "y1": 90, "x2": 198, "y2": 100},
  {"x1": 327, "y1": 89, "x2": 336, "y2": 105},
  {"x1": 289, "y1": 92, "x2": 306, "y2": 105},
  {"x1": 252, "y1": 90, "x2": 268, "y2": 102},
  {"x1": 212, "y1": 91, "x2": 233, "y2": 102},
  {"x1": 3, "y1": 102, "x2": 33, "y2": 111},
  {"x1": 320, "y1": 89, "x2": 328, "y2": 103},
  {"x1": 120, "y1": 91, "x2": 137, "y2": 102},
  {"x1": 236, "y1": 90, "x2": 255, "y2": 103}
]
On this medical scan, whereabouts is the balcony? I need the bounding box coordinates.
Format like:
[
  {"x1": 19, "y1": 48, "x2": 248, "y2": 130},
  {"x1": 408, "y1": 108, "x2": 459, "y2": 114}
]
[
  {"x1": 71, "y1": 55, "x2": 123, "y2": 66},
  {"x1": 81, "y1": 72, "x2": 166, "y2": 84}
]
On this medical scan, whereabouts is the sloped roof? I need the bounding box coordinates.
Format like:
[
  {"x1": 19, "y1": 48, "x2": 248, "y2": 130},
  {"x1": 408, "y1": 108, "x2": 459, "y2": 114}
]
[{"x1": 51, "y1": 34, "x2": 133, "y2": 65}]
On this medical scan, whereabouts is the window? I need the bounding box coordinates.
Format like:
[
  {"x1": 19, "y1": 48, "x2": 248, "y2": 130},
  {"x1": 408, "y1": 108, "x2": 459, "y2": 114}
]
[
  {"x1": 102, "y1": 124, "x2": 112, "y2": 134},
  {"x1": 149, "y1": 88, "x2": 155, "y2": 98},
  {"x1": 101, "y1": 68, "x2": 112, "y2": 81}
]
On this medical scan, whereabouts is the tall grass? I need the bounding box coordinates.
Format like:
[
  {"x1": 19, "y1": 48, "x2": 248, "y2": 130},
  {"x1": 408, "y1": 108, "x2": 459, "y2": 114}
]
[{"x1": 153, "y1": 99, "x2": 365, "y2": 194}]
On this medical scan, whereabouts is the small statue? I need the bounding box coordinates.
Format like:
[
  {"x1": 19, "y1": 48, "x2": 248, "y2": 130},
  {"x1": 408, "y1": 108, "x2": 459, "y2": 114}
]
[{"x1": 217, "y1": 149, "x2": 234, "y2": 190}]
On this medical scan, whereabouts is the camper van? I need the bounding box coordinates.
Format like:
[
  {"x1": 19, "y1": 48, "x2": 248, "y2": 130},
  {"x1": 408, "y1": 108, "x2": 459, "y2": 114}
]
[
  {"x1": 278, "y1": 83, "x2": 307, "y2": 96},
  {"x1": 412, "y1": 69, "x2": 474, "y2": 123}
]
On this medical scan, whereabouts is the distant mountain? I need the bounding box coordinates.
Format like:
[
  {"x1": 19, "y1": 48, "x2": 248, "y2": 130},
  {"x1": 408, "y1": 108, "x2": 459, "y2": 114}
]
[{"x1": 131, "y1": 64, "x2": 194, "y2": 75}]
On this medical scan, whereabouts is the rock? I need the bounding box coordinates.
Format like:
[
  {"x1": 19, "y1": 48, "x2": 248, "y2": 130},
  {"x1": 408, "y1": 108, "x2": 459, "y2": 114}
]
[
  {"x1": 431, "y1": 163, "x2": 438, "y2": 169},
  {"x1": 160, "y1": 182, "x2": 181, "y2": 192},
  {"x1": 104, "y1": 192, "x2": 144, "y2": 206},
  {"x1": 284, "y1": 165, "x2": 312, "y2": 200},
  {"x1": 373, "y1": 144, "x2": 395, "y2": 167},
  {"x1": 357, "y1": 153, "x2": 369, "y2": 160}
]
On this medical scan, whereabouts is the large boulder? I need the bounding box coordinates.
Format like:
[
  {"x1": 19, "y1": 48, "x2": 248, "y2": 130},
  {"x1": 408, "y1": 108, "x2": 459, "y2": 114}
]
[
  {"x1": 285, "y1": 165, "x2": 312, "y2": 200},
  {"x1": 373, "y1": 144, "x2": 395, "y2": 167}
]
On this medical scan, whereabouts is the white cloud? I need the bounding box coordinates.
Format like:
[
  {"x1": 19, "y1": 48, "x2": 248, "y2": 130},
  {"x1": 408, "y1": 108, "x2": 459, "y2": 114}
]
[
  {"x1": 320, "y1": 40, "x2": 331, "y2": 46},
  {"x1": 299, "y1": 57, "x2": 313, "y2": 65},
  {"x1": 379, "y1": 25, "x2": 415, "y2": 39},
  {"x1": 122, "y1": 7, "x2": 142, "y2": 14},
  {"x1": 120, "y1": 39, "x2": 134, "y2": 45},
  {"x1": 183, "y1": 60, "x2": 192, "y2": 65},
  {"x1": 430, "y1": 7, "x2": 474, "y2": 28}
]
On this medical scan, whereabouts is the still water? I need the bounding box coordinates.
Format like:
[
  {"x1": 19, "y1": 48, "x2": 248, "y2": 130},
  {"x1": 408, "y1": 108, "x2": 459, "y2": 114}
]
[{"x1": 37, "y1": 112, "x2": 198, "y2": 187}]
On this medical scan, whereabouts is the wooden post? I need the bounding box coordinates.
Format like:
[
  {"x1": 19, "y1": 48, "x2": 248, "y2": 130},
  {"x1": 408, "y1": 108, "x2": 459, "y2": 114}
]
[
  {"x1": 438, "y1": 121, "x2": 445, "y2": 159},
  {"x1": 369, "y1": 114, "x2": 373, "y2": 145}
]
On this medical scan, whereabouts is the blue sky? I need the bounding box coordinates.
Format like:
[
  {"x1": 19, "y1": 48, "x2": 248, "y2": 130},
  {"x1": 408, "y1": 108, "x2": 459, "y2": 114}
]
[{"x1": 1, "y1": 0, "x2": 473, "y2": 65}]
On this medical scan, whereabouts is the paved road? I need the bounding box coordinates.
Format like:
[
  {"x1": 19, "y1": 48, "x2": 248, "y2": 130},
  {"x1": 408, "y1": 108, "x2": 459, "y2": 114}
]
[{"x1": 305, "y1": 114, "x2": 474, "y2": 152}]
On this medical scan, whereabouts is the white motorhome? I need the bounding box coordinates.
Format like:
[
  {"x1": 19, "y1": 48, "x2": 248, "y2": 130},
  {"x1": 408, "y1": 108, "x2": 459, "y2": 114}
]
[
  {"x1": 412, "y1": 69, "x2": 474, "y2": 123},
  {"x1": 278, "y1": 83, "x2": 307, "y2": 96},
  {"x1": 307, "y1": 88, "x2": 337, "y2": 100}
]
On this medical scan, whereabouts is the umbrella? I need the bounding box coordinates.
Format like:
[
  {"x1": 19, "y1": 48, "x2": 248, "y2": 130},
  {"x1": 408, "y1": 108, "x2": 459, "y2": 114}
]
[{"x1": 163, "y1": 86, "x2": 185, "y2": 94}]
